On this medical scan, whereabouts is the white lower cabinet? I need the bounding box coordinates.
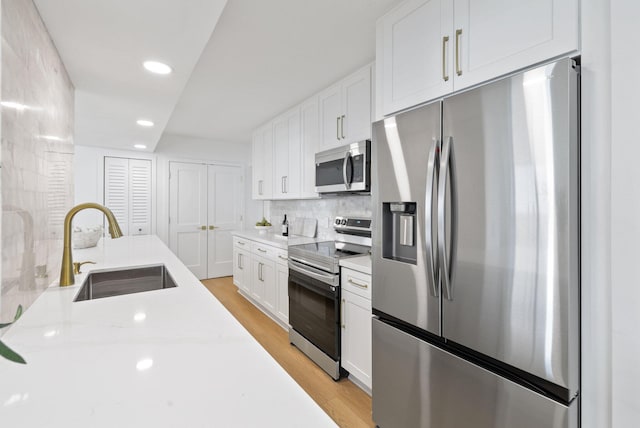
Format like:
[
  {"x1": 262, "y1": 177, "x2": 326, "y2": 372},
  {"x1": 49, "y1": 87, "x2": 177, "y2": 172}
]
[
  {"x1": 232, "y1": 247, "x2": 250, "y2": 294},
  {"x1": 275, "y1": 259, "x2": 289, "y2": 325},
  {"x1": 232, "y1": 235, "x2": 290, "y2": 328},
  {"x1": 341, "y1": 267, "x2": 372, "y2": 391}
]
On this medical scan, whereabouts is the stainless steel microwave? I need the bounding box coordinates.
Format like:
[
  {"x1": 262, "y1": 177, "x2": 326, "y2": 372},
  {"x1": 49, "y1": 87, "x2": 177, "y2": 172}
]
[{"x1": 315, "y1": 140, "x2": 370, "y2": 194}]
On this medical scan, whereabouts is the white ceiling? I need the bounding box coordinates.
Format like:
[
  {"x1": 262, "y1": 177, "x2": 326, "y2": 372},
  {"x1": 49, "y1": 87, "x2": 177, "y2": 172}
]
[
  {"x1": 35, "y1": 0, "x2": 401, "y2": 151},
  {"x1": 163, "y1": 0, "x2": 401, "y2": 144},
  {"x1": 34, "y1": 0, "x2": 228, "y2": 152}
]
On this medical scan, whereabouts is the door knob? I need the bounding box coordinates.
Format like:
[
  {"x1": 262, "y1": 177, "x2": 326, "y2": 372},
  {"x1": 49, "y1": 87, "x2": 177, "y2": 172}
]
[
  {"x1": 200, "y1": 225, "x2": 206, "y2": 230},
  {"x1": 209, "y1": 225, "x2": 216, "y2": 230}
]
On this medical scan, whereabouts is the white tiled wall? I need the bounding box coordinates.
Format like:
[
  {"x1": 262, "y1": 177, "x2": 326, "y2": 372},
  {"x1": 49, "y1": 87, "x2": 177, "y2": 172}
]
[
  {"x1": 266, "y1": 195, "x2": 372, "y2": 240},
  {"x1": 0, "y1": 0, "x2": 74, "y2": 324}
]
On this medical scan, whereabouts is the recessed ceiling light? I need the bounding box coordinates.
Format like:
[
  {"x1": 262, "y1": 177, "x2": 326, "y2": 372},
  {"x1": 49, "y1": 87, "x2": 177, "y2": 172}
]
[
  {"x1": 136, "y1": 358, "x2": 154, "y2": 371},
  {"x1": 136, "y1": 119, "x2": 154, "y2": 127},
  {"x1": 143, "y1": 61, "x2": 172, "y2": 75},
  {"x1": 134, "y1": 144, "x2": 147, "y2": 150}
]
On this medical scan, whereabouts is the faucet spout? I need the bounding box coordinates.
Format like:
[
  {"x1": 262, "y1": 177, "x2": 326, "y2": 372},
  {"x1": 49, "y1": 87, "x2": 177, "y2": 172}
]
[{"x1": 59, "y1": 203, "x2": 123, "y2": 287}]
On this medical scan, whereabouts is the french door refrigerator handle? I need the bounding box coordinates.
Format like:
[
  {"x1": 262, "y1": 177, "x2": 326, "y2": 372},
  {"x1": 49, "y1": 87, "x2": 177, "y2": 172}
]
[
  {"x1": 438, "y1": 136, "x2": 457, "y2": 301},
  {"x1": 425, "y1": 138, "x2": 440, "y2": 297},
  {"x1": 342, "y1": 152, "x2": 352, "y2": 189}
]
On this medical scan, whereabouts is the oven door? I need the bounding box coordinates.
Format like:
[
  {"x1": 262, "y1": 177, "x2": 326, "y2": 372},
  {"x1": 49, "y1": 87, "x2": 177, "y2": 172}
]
[
  {"x1": 315, "y1": 141, "x2": 370, "y2": 193},
  {"x1": 288, "y1": 263, "x2": 340, "y2": 360}
]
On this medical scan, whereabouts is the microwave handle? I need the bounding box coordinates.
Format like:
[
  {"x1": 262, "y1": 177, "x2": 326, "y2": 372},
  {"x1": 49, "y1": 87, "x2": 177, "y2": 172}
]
[{"x1": 342, "y1": 152, "x2": 352, "y2": 190}]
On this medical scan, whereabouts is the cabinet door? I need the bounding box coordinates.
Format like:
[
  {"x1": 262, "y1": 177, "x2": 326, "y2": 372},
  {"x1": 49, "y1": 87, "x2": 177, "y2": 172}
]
[
  {"x1": 261, "y1": 258, "x2": 277, "y2": 313},
  {"x1": 252, "y1": 125, "x2": 273, "y2": 200},
  {"x1": 319, "y1": 83, "x2": 343, "y2": 150},
  {"x1": 381, "y1": 0, "x2": 453, "y2": 116},
  {"x1": 272, "y1": 108, "x2": 301, "y2": 199},
  {"x1": 252, "y1": 131, "x2": 262, "y2": 200},
  {"x1": 300, "y1": 96, "x2": 320, "y2": 198},
  {"x1": 233, "y1": 248, "x2": 250, "y2": 293},
  {"x1": 453, "y1": 0, "x2": 579, "y2": 91},
  {"x1": 251, "y1": 257, "x2": 265, "y2": 302},
  {"x1": 342, "y1": 66, "x2": 372, "y2": 143},
  {"x1": 276, "y1": 263, "x2": 289, "y2": 324},
  {"x1": 342, "y1": 290, "x2": 372, "y2": 389}
]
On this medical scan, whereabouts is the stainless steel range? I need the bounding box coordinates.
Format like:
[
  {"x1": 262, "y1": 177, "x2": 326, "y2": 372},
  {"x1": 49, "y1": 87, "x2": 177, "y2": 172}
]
[{"x1": 287, "y1": 216, "x2": 371, "y2": 380}]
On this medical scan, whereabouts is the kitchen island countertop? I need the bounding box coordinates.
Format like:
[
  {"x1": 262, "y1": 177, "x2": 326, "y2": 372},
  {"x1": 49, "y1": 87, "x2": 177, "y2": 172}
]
[{"x1": 0, "y1": 235, "x2": 336, "y2": 427}]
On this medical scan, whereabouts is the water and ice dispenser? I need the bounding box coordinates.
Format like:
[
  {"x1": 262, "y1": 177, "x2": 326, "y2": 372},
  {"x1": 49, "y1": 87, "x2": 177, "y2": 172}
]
[{"x1": 382, "y1": 202, "x2": 417, "y2": 264}]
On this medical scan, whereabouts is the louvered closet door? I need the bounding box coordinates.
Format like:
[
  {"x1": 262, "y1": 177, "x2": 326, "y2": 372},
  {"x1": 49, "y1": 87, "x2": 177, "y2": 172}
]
[
  {"x1": 104, "y1": 157, "x2": 152, "y2": 237},
  {"x1": 104, "y1": 157, "x2": 130, "y2": 235},
  {"x1": 128, "y1": 159, "x2": 151, "y2": 235}
]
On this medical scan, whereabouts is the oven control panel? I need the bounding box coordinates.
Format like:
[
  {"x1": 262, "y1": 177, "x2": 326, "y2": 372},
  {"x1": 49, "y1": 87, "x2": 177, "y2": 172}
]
[{"x1": 334, "y1": 217, "x2": 372, "y2": 236}]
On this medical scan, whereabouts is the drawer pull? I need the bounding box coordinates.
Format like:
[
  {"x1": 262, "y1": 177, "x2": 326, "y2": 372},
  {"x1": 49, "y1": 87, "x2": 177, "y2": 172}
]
[
  {"x1": 237, "y1": 241, "x2": 246, "y2": 246},
  {"x1": 257, "y1": 248, "x2": 267, "y2": 253},
  {"x1": 278, "y1": 255, "x2": 288, "y2": 260},
  {"x1": 348, "y1": 278, "x2": 368, "y2": 289}
]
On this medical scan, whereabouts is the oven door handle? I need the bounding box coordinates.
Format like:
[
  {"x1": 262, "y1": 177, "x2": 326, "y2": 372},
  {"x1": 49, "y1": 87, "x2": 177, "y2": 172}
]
[{"x1": 288, "y1": 259, "x2": 338, "y2": 287}]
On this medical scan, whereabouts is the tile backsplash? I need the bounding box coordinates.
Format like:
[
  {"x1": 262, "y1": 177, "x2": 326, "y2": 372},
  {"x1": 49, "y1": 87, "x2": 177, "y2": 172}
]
[
  {"x1": 0, "y1": 0, "x2": 75, "y2": 324},
  {"x1": 266, "y1": 195, "x2": 372, "y2": 240}
]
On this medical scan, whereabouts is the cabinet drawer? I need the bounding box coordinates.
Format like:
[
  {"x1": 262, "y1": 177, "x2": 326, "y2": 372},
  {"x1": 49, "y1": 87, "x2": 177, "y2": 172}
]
[
  {"x1": 251, "y1": 242, "x2": 277, "y2": 259},
  {"x1": 275, "y1": 248, "x2": 289, "y2": 266},
  {"x1": 233, "y1": 236, "x2": 250, "y2": 249},
  {"x1": 341, "y1": 267, "x2": 371, "y2": 300}
]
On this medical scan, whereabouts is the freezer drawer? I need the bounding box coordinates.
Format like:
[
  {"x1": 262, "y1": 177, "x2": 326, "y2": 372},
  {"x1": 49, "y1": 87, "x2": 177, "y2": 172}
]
[{"x1": 372, "y1": 319, "x2": 578, "y2": 428}]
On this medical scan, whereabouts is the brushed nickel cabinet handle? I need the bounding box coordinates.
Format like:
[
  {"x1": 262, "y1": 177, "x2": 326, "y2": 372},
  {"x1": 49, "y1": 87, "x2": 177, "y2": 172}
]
[
  {"x1": 341, "y1": 298, "x2": 346, "y2": 329},
  {"x1": 347, "y1": 278, "x2": 369, "y2": 289},
  {"x1": 258, "y1": 248, "x2": 267, "y2": 253},
  {"x1": 455, "y1": 29, "x2": 462, "y2": 76},
  {"x1": 341, "y1": 115, "x2": 345, "y2": 139},
  {"x1": 336, "y1": 117, "x2": 340, "y2": 140},
  {"x1": 442, "y1": 35, "x2": 449, "y2": 82}
]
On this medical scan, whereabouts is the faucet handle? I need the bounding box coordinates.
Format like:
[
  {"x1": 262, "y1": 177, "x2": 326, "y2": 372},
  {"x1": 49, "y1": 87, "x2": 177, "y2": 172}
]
[{"x1": 73, "y1": 261, "x2": 96, "y2": 275}]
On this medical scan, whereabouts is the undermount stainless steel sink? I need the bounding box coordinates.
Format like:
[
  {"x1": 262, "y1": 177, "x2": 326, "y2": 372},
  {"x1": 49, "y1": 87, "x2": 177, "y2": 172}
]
[{"x1": 74, "y1": 265, "x2": 177, "y2": 302}]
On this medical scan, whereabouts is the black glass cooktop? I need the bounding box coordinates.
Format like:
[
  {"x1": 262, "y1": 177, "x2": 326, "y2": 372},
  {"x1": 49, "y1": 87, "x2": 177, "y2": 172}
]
[{"x1": 289, "y1": 241, "x2": 370, "y2": 259}]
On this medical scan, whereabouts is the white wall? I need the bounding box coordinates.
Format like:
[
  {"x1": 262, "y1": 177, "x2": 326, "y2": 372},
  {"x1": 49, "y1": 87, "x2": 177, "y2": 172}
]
[
  {"x1": 610, "y1": 1, "x2": 640, "y2": 425},
  {"x1": 1, "y1": 0, "x2": 75, "y2": 323},
  {"x1": 74, "y1": 133, "x2": 260, "y2": 248}
]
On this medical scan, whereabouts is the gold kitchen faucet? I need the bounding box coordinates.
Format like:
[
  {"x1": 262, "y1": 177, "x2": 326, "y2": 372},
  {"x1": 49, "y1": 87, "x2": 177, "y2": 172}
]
[{"x1": 59, "y1": 203, "x2": 123, "y2": 287}]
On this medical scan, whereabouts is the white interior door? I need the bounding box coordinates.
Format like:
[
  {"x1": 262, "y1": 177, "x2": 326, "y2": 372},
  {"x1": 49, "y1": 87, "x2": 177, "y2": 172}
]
[
  {"x1": 207, "y1": 165, "x2": 243, "y2": 278},
  {"x1": 169, "y1": 162, "x2": 208, "y2": 279}
]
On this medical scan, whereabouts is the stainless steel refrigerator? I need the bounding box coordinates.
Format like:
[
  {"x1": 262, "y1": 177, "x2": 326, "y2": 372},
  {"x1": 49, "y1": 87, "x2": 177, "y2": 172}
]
[{"x1": 371, "y1": 58, "x2": 580, "y2": 428}]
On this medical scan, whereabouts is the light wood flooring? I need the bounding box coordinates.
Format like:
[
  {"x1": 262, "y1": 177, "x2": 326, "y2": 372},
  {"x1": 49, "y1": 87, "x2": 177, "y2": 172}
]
[{"x1": 201, "y1": 276, "x2": 374, "y2": 428}]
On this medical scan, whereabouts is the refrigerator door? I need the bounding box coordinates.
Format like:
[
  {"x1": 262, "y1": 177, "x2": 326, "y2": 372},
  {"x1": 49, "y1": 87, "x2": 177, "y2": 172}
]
[
  {"x1": 440, "y1": 59, "x2": 580, "y2": 394},
  {"x1": 372, "y1": 319, "x2": 578, "y2": 428},
  {"x1": 372, "y1": 100, "x2": 441, "y2": 336}
]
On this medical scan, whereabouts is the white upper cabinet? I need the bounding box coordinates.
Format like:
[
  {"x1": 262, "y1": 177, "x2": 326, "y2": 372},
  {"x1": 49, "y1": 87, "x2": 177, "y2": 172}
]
[
  {"x1": 378, "y1": 0, "x2": 579, "y2": 115},
  {"x1": 319, "y1": 83, "x2": 343, "y2": 149},
  {"x1": 300, "y1": 96, "x2": 320, "y2": 199},
  {"x1": 319, "y1": 65, "x2": 372, "y2": 150},
  {"x1": 272, "y1": 107, "x2": 301, "y2": 199},
  {"x1": 380, "y1": 0, "x2": 453, "y2": 116},
  {"x1": 453, "y1": 0, "x2": 579, "y2": 90},
  {"x1": 252, "y1": 124, "x2": 273, "y2": 200}
]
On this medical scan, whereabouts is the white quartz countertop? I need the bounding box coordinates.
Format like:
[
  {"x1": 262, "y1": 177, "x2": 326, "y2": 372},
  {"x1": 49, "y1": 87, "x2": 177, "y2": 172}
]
[
  {"x1": 232, "y1": 230, "x2": 319, "y2": 249},
  {"x1": 0, "y1": 235, "x2": 336, "y2": 427},
  {"x1": 339, "y1": 255, "x2": 372, "y2": 275}
]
